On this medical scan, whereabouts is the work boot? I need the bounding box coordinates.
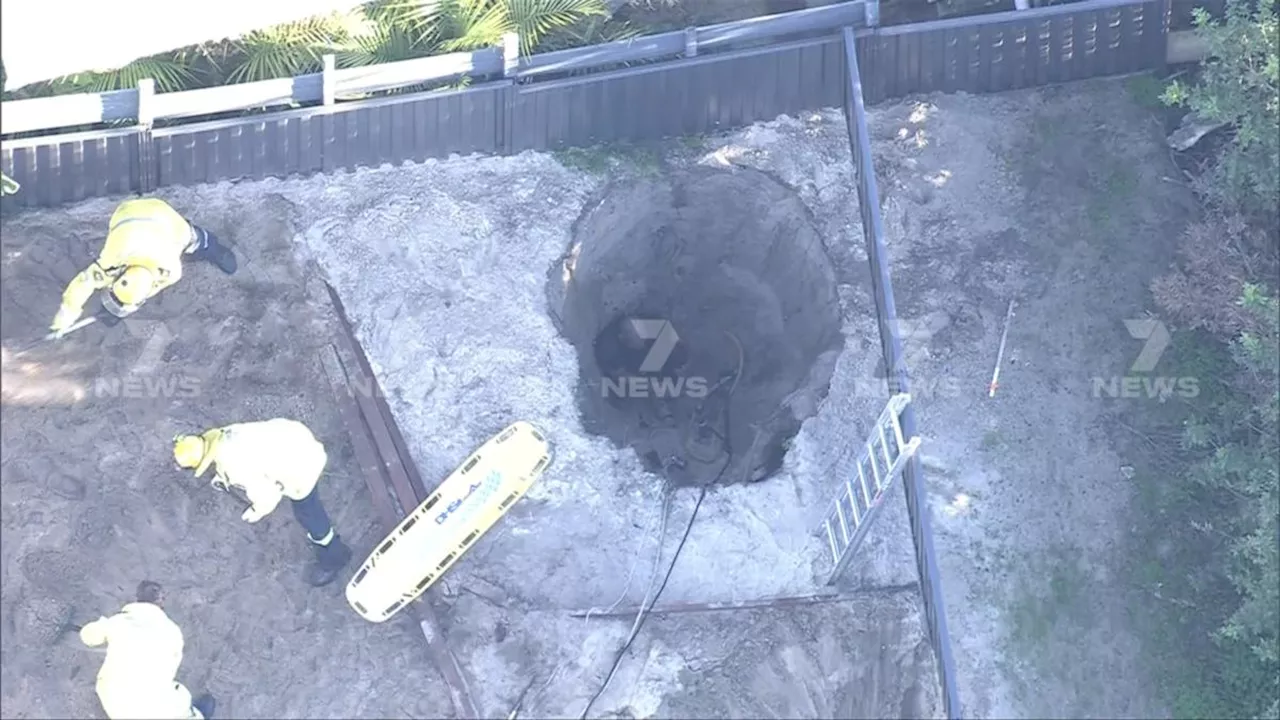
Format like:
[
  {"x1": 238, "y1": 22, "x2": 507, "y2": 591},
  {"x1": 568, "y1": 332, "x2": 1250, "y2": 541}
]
[
  {"x1": 93, "y1": 304, "x2": 123, "y2": 328},
  {"x1": 305, "y1": 535, "x2": 352, "y2": 588},
  {"x1": 193, "y1": 693, "x2": 216, "y2": 719},
  {"x1": 189, "y1": 225, "x2": 238, "y2": 276}
]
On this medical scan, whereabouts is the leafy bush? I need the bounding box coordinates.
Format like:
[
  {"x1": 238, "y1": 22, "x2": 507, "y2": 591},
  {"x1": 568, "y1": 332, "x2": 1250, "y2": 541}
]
[
  {"x1": 1179, "y1": 285, "x2": 1279, "y2": 720},
  {"x1": 1152, "y1": 216, "x2": 1277, "y2": 338},
  {"x1": 1162, "y1": 0, "x2": 1280, "y2": 223},
  {"x1": 1153, "y1": 218, "x2": 1279, "y2": 720},
  {"x1": 1152, "y1": 1, "x2": 1279, "y2": 716}
]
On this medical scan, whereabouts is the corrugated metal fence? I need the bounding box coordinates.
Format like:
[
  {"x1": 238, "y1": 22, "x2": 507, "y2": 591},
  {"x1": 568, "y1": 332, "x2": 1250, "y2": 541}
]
[{"x1": 2, "y1": 0, "x2": 1167, "y2": 208}]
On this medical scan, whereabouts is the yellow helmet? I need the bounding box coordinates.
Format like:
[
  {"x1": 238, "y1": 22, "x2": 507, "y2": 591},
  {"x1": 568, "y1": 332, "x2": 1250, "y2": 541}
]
[
  {"x1": 173, "y1": 435, "x2": 206, "y2": 470},
  {"x1": 110, "y1": 266, "x2": 156, "y2": 307}
]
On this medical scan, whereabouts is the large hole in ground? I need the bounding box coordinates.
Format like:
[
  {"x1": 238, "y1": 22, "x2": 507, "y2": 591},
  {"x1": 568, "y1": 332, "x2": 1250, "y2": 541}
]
[{"x1": 548, "y1": 167, "x2": 844, "y2": 488}]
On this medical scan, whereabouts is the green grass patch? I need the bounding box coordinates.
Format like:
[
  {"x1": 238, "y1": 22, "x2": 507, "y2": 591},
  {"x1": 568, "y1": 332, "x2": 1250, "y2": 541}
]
[
  {"x1": 1126, "y1": 72, "x2": 1170, "y2": 110},
  {"x1": 1006, "y1": 545, "x2": 1092, "y2": 660},
  {"x1": 980, "y1": 429, "x2": 1004, "y2": 450},
  {"x1": 678, "y1": 134, "x2": 706, "y2": 150},
  {"x1": 1088, "y1": 162, "x2": 1141, "y2": 235},
  {"x1": 1118, "y1": 324, "x2": 1273, "y2": 719},
  {"x1": 1029, "y1": 112, "x2": 1065, "y2": 151},
  {"x1": 553, "y1": 143, "x2": 662, "y2": 176}
]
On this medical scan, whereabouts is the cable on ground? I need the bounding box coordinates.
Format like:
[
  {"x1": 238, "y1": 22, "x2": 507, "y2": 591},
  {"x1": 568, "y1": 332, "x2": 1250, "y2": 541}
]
[{"x1": 579, "y1": 331, "x2": 744, "y2": 720}]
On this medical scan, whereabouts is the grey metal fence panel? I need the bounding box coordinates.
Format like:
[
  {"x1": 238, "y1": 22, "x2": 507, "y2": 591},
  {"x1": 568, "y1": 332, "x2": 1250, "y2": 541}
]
[
  {"x1": 152, "y1": 111, "x2": 326, "y2": 186},
  {"x1": 146, "y1": 83, "x2": 511, "y2": 188},
  {"x1": 858, "y1": 0, "x2": 1166, "y2": 104},
  {"x1": 1, "y1": 0, "x2": 1166, "y2": 209},
  {"x1": 1, "y1": 128, "x2": 142, "y2": 208},
  {"x1": 510, "y1": 36, "x2": 845, "y2": 152},
  {"x1": 841, "y1": 25, "x2": 962, "y2": 720},
  {"x1": 319, "y1": 83, "x2": 509, "y2": 172}
]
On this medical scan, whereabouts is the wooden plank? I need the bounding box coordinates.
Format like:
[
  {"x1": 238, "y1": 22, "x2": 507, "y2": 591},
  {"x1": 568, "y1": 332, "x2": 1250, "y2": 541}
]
[
  {"x1": 417, "y1": 610, "x2": 482, "y2": 719},
  {"x1": 343, "y1": 351, "x2": 418, "y2": 516},
  {"x1": 570, "y1": 583, "x2": 921, "y2": 619},
  {"x1": 320, "y1": 344, "x2": 400, "y2": 530},
  {"x1": 324, "y1": 281, "x2": 430, "y2": 501},
  {"x1": 323, "y1": 343, "x2": 482, "y2": 720},
  {"x1": 322, "y1": 296, "x2": 419, "y2": 514}
]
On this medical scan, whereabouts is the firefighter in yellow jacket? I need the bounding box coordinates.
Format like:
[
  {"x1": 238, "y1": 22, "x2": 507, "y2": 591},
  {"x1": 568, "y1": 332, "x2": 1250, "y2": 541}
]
[
  {"x1": 49, "y1": 197, "x2": 237, "y2": 338},
  {"x1": 79, "y1": 581, "x2": 215, "y2": 720},
  {"x1": 172, "y1": 418, "x2": 352, "y2": 587}
]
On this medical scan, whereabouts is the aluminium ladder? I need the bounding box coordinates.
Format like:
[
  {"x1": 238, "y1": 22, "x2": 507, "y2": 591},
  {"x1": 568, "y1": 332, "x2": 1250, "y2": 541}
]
[{"x1": 823, "y1": 393, "x2": 922, "y2": 585}]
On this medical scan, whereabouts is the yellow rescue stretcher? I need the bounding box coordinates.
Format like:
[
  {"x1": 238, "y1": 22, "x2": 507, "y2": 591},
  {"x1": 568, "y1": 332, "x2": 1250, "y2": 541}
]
[{"x1": 346, "y1": 421, "x2": 553, "y2": 623}]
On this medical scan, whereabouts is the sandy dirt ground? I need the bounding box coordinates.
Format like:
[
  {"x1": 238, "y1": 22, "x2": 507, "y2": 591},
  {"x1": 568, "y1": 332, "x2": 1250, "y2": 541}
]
[
  {"x1": 0, "y1": 196, "x2": 454, "y2": 719},
  {"x1": 2, "y1": 74, "x2": 1192, "y2": 719},
  {"x1": 283, "y1": 129, "x2": 937, "y2": 717},
  {"x1": 860, "y1": 81, "x2": 1197, "y2": 718}
]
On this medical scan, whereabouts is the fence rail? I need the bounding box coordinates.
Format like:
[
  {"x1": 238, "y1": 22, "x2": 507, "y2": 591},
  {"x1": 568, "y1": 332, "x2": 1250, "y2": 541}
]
[
  {"x1": 0, "y1": 1, "x2": 870, "y2": 137},
  {"x1": 1, "y1": 0, "x2": 1167, "y2": 208},
  {"x1": 150, "y1": 74, "x2": 325, "y2": 122},
  {"x1": 857, "y1": 0, "x2": 1167, "y2": 102}
]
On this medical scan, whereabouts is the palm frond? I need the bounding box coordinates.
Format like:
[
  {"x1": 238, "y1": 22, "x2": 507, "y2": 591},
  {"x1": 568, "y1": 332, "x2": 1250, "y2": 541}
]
[
  {"x1": 225, "y1": 14, "x2": 351, "y2": 83},
  {"x1": 364, "y1": 0, "x2": 447, "y2": 45},
  {"x1": 245, "y1": 14, "x2": 347, "y2": 48},
  {"x1": 507, "y1": 0, "x2": 609, "y2": 54},
  {"x1": 335, "y1": 17, "x2": 430, "y2": 68},
  {"x1": 438, "y1": 0, "x2": 512, "y2": 52},
  {"x1": 539, "y1": 15, "x2": 640, "y2": 54},
  {"x1": 51, "y1": 55, "x2": 198, "y2": 93}
]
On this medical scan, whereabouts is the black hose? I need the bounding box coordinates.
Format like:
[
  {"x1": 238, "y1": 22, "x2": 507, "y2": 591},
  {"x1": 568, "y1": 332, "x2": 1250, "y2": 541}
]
[{"x1": 579, "y1": 332, "x2": 744, "y2": 719}]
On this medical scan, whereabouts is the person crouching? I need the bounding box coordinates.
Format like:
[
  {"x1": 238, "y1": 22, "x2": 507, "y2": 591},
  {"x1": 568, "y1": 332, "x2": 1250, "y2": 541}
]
[{"x1": 172, "y1": 418, "x2": 352, "y2": 587}]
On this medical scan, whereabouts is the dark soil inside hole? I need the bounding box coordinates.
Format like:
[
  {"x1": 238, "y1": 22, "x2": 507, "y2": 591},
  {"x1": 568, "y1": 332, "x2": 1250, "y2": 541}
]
[{"x1": 547, "y1": 167, "x2": 844, "y2": 488}]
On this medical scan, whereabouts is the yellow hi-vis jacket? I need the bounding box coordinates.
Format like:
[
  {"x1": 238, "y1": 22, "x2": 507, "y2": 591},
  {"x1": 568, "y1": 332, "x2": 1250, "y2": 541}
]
[
  {"x1": 59, "y1": 198, "x2": 195, "y2": 319},
  {"x1": 191, "y1": 418, "x2": 328, "y2": 524},
  {"x1": 79, "y1": 602, "x2": 203, "y2": 720}
]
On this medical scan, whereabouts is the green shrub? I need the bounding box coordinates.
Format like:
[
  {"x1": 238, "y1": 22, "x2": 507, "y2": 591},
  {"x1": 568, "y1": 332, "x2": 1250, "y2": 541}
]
[
  {"x1": 1153, "y1": 3, "x2": 1279, "y2": 714},
  {"x1": 1162, "y1": 0, "x2": 1280, "y2": 224}
]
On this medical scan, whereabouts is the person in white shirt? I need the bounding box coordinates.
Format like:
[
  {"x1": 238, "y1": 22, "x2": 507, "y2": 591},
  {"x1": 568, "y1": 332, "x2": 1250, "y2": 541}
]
[
  {"x1": 172, "y1": 418, "x2": 352, "y2": 587},
  {"x1": 79, "y1": 581, "x2": 215, "y2": 719}
]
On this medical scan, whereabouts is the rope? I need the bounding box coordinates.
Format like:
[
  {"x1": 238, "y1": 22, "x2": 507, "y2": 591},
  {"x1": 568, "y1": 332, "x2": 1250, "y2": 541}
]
[
  {"x1": 579, "y1": 331, "x2": 744, "y2": 720},
  {"x1": 581, "y1": 489, "x2": 672, "y2": 624}
]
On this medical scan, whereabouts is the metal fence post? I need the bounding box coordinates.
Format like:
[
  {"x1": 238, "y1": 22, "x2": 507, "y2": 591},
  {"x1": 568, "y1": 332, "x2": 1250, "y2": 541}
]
[
  {"x1": 322, "y1": 54, "x2": 337, "y2": 105},
  {"x1": 500, "y1": 33, "x2": 520, "y2": 155},
  {"x1": 502, "y1": 32, "x2": 520, "y2": 77},
  {"x1": 1157, "y1": 0, "x2": 1173, "y2": 70},
  {"x1": 684, "y1": 27, "x2": 699, "y2": 57},
  {"x1": 864, "y1": 0, "x2": 881, "y2": 27},
  {"x1": 320, "y1": 54, "x2": 336, "y2": 174},
  {"x1": 135, "y1": 78, "x2": 156, "y2": 194}
]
